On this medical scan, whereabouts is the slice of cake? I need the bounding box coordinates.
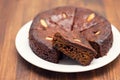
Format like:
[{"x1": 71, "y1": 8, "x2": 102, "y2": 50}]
[{"x1": 52, "y1": 32, "x2": 96, "y2": 65}]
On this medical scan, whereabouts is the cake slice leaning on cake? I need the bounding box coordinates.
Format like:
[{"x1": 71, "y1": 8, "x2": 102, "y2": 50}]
[{"x1": 52, "y1": 32, "x2": 97, "y2": 66}]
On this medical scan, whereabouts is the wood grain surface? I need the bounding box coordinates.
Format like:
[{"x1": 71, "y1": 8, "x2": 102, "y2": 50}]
[{"x1": 0, "y1": 0, "x2": 120, "y2": 80}]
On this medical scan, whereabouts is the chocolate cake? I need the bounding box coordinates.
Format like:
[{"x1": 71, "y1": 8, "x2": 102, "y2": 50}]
[{"x1": 29, "y1": 6, "x2": 113, "y2": 65}]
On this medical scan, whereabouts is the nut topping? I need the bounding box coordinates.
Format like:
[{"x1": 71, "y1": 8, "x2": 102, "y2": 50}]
[
  {"x1": 94, "y1": 31, "x2": 101, "y2": 35},
  {"x1": 40, "y1": 19, "x2": 48, "y2": 28},
  {"x1": 87, "y1": 13, "x2": 95, "y2": 21},
  {"x1": 62, "y1": 13, "x2": 67, "y2": 18},
  {"x1": 74, "y1": 38, "x2": 81, "y2": 42},
  {"x1": 45, "y1": 37, "x2": 53, "y2": 41}
]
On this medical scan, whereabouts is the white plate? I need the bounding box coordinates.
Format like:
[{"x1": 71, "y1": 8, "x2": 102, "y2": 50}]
[{"x1": 15, "y1": 21, "x2": 120, "y2": 73}]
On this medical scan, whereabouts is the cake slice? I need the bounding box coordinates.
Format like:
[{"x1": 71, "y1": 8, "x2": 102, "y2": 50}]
[{"x1": 52, "y1": 32, "x2": 96, "y2": 65}]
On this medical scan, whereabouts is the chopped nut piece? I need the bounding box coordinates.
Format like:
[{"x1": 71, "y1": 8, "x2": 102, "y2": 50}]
[
  {"x1": 45, "y1": 37, "x2": 53, "y2": 41},
  {"x1": 74, "y1": 38, "x2": 81, "y2": 42},
  {"x1": 62, "y1": 13, "x2": 67, "y2": 18},
  {"x1": 87, "y1": 13, "x2": 95, "y2": 21},
  {"x1": 40, "y1": 19, "x2": 48, "y2": 28},
  {"x1": 95, "y1": 31, "x2": 101, "y2": 35}
]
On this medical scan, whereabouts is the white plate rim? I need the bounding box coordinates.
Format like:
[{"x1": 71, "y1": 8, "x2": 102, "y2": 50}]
[{"x1": 15, "y1": 20, "x2": 120, "y2": 73}]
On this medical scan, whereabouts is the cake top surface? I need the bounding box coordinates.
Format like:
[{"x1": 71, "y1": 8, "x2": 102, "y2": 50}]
[{"x1": 29, "y1": 6, "x2": 111, "y2": 49}]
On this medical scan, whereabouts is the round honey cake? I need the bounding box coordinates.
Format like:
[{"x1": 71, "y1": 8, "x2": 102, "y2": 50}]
[{"x1": 29, "y1": 6, "x2": 113, "y2": 66}]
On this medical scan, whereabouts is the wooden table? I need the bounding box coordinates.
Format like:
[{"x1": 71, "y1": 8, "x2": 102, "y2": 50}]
[{"x1": 0, "y1": 0, "x2": 120, "y2": 80}]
